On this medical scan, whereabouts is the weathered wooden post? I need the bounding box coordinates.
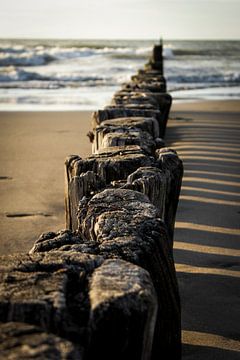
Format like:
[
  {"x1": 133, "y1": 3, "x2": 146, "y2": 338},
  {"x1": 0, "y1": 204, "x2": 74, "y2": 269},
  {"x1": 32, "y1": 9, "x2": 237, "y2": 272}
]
[
  {"x1": 0, "y1": 322, "x2": 82, "y2": 359},
  {"x1": 77, "y1": 188, "x2": 181, "y2": 360},
  {"x1": 64, "y1": 146, "x2": 153, "y2": 231},
  {"x1": 88, "y1": 259, "x2": 158, "y2": 360},
  {"x1": 156, "y1": 148, "x2": 184, "y2": 244},
  {"x1": 146, "y1": 38, "x2": 164, "y2": 73}
]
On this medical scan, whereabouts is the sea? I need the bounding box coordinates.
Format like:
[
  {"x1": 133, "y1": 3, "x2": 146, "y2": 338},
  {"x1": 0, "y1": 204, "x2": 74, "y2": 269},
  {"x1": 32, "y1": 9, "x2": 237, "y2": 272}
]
[{"x1": 0, "y1": 39, "x2": 239, "y2": 110}]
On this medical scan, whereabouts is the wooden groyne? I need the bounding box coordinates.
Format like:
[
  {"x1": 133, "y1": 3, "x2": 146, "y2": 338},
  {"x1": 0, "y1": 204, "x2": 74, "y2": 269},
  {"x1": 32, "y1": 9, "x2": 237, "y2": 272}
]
[{"x1": 0, "y1": 41, "x2": 183, "y2": 360}]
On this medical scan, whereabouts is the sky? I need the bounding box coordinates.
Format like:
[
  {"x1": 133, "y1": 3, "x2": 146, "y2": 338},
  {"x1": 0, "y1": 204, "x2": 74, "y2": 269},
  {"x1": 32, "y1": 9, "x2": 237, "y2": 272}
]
[{"x1": 0, "y1": 0, "x2": 239, "y2": 40}]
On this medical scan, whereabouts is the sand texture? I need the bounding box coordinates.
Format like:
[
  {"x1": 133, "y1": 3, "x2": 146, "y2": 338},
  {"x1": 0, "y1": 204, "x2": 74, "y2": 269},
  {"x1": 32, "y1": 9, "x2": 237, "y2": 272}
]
[
  {"x1": 0, "y1": 111, "x2": 92, "y2": 254},
  {"x1": 167, "y1": 99, "x2": 240, "y2": 358}
]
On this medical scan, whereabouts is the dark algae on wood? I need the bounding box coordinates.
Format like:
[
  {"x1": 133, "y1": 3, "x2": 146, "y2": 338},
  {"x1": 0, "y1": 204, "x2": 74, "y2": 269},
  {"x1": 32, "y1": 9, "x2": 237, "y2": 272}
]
[{"x1": 0, "y1": 41, "x2": 183, "y2": 360}]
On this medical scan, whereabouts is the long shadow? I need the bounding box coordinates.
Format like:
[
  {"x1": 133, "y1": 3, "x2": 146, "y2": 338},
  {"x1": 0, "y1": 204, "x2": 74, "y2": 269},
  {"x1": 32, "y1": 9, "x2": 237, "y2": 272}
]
[
  {"x1": 182, "y1": 344, "x2": 240, "y2": 360},
  {"x1": 166, "y1": 109, "x2": 240, "y2": 359},
  {"x1": 183, "y1": 161, "x2": 239, "y2": 173},
  {"x1": 177, "y1": 273, "x2": 240, "y2": 338},
  {"x1": 174, "y1": 228, "x2": 240, "y2": 250},
  {"x1": 174, "y1": 248, "x2": 240, "y2": 271}
]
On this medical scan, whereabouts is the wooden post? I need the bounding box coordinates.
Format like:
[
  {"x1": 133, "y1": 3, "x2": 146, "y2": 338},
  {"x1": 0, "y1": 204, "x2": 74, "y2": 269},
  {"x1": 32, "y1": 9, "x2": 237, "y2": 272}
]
[
  {"x1": 65, "y1": 147, "x2": 153, "y2": 231},
  {"x1": 92, "y1": 108, "x2": 166, "y2": 138},
  {"x1": 125, "y1": 166, "x2": 167, "y2": 220},
  {"x1": 0, "y1": 322, "x2": 82, "y2": 359},
  {"x1": 93, "y1": 119, "x2": 158, "y2": 155},
  {"x1": 88, "y1": 259, "x2": 158, "y2": 360},
  {"x1": 156, "y1": 148, "x2": 184, "y2": 244},
  {"x1": 77, "y1": 188, "x2": 181, "y2": 360},
  {"x1": 0, "y1": 251, "x2": 103, "y2": 347}
]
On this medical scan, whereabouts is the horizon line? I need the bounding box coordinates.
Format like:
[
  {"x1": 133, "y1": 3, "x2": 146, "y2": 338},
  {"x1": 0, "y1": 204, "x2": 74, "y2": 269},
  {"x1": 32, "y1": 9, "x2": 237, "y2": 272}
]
[{"x1": 0, "y1": 37, "x2": 239, "y2": 42}]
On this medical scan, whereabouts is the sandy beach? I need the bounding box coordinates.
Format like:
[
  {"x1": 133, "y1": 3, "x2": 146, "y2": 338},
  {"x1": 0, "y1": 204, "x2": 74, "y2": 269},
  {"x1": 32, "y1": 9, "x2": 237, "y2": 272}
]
[
  {"x1": 0, "y1": 101, "x2": 239, "y2": 255},
  {"x1": 0, "y1": 99, "x2": 240, "y2": 358},
  {"x1": 0, "y1": 111, "x2": 92, "y2": 254}
]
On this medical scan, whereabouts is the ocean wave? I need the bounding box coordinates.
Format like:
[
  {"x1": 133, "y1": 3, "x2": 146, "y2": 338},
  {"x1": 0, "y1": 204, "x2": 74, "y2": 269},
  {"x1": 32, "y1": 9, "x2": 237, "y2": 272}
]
[
  {"x1": 0, "y1": 43, "x2": 177, "y2": 67},
  {"x1": 109, "y1": 46, "x2": 174, "y2": 60},
  {"x1": 1, "y1": 65, "x2": 239, "y2": 90},
  {"x1": 166, "y1": 72, "x2": 240, "y2": 84},
  {"x1": 0, "y1": 46, "x2": 103, "y2": 67},
  {"x1": 172, "y1": 48, "x2": 240, "y2": 57},
  {"x1": 163, "y1": 48, "x2": 174, "y2": 59},
  {"x1": 0, "y1": 45, "x2": 25, "y2": 54},
  {"x1": 0, "y1": 45, "x2": 156, "y2": 66},
  {"x1": 0, "y1": 53, "x2": 55, "y2": 66},
  {"x1": 0, "y1": 80, "x2": 121, "y2": 90},
  {"x1": 0, "y1": 67, "x2": 118, "y2": 88},
  {"x1": 0, "y1": 68, "x2": 44, "y2": 82},
  {"x1": 0, "y1": 67, "x2": 110, "y2": 82}
]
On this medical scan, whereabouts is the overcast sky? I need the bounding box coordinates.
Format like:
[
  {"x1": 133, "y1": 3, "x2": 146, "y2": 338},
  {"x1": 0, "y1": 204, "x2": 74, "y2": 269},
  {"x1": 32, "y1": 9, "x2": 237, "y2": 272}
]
[{"x1": 0, "y1": 0, "x2": 239, "y2": 39}]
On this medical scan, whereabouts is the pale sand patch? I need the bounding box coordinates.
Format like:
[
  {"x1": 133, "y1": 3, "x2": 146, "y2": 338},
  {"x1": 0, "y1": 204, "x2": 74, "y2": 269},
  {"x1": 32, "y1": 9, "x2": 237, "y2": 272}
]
[
  {"x1": 176, "y1": 263, "x2": 240, "y2": 278},
  {"x1": 182, "y1": 330, "x2": 240, "y2": 352},
  {"x1": 174, "y1": 241, "x2": 240, "y2": 257},
  {"x1": 175, "y1": 222, "x2": 240, "y2": 235}
]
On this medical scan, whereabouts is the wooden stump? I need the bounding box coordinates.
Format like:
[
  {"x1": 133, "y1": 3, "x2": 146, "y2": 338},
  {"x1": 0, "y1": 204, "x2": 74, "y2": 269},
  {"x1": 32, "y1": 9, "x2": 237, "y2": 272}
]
[
  {"x1": 88, "y1": 259, "x2": 158, "y2": 360},
  {"x1": 122, "y1": 81, "x2": 166, "y2": 93},
  {"x1": 153, "y1": 93, "x2": 172, "y2": 136},
  {"x1": 111, "y1": 91, "x2": 172, "y2": 136},
  {"x1": 145, "y1": 43, "x2": 164, "y2": 73},
  {"x1": 0, "y1": 251, "x2": 103, "y2": 345},
  {"x1": 93, "y1": 124, "x2": 156, "y2": 155},
  {"x1": 0, "y1": 322, "x2": 81, "y2": 360},
  {"x1": 111, "y1": 91, "x2": 159, "y2": 108},
  {"x1": 99, "y1": 117, "x2": 160, "y2": 138},
  {"x1": 65, "y1": 147, "x2": 153, "y2": 231},
  {"x1": 92, "y1": 107, "x2": 161, "y2": 128},
  {"x1": 156, "y1": 148, "x2": 184, "y2": 243},
  {"x1": 77, "y1": 188, "x2": 181, "y2": 360},
  {"x1": 30, "y1": 186, "x2": 182, "y2": 359},
  {"x1": 131, "y1": 73, "x2": 166, "y2": 84},
  {"x1": 125, "y1": 166, "x2": 167, "y2": 219},
  {"x1": 93, "y1": 107, "x2": 166, "y2": 138}
]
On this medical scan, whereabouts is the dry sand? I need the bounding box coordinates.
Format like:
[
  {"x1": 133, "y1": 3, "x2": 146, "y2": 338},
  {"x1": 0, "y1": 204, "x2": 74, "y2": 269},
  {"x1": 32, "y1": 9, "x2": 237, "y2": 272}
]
[
  {"x1": 0, "y1": 111, "x2": 92, "y2": 254},
  {"x1": 0, "y1": 100, "x2": 240, "y2": 358},
  {"x1": 167, "y1": 99, "x2": 240, "y2": 358}
]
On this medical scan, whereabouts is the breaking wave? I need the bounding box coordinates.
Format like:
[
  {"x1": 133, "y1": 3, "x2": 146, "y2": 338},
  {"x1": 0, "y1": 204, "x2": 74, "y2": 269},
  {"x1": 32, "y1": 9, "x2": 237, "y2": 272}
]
[
  {"x1": 166, "y1": 72, "x2": 240, "y2": 85},
  {"x1": 0, "y1": 39, "x2": 240, "y2": 109},
  {"x1": 0, "y1": 67, "x2": 119, "y2": 88},
  {"x1": 0, "y1": 44, "x2": 175, "y2": 67}
]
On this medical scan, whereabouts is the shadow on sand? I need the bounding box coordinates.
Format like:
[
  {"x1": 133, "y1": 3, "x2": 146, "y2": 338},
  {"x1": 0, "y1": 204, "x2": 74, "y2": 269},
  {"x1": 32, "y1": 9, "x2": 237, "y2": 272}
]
[{"x1": 166, "y1": 108, "x2": 240, "y2": 358}]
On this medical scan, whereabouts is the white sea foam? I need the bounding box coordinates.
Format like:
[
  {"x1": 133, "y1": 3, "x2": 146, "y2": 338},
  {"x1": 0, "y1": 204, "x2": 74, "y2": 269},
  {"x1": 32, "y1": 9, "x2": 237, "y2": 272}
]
[
  {"x1": 163, "y1": 47, "x2": 174, "y2": 59},
  {"x1": 0, "y1": 39, "x2": 239, "y2": 109}
]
